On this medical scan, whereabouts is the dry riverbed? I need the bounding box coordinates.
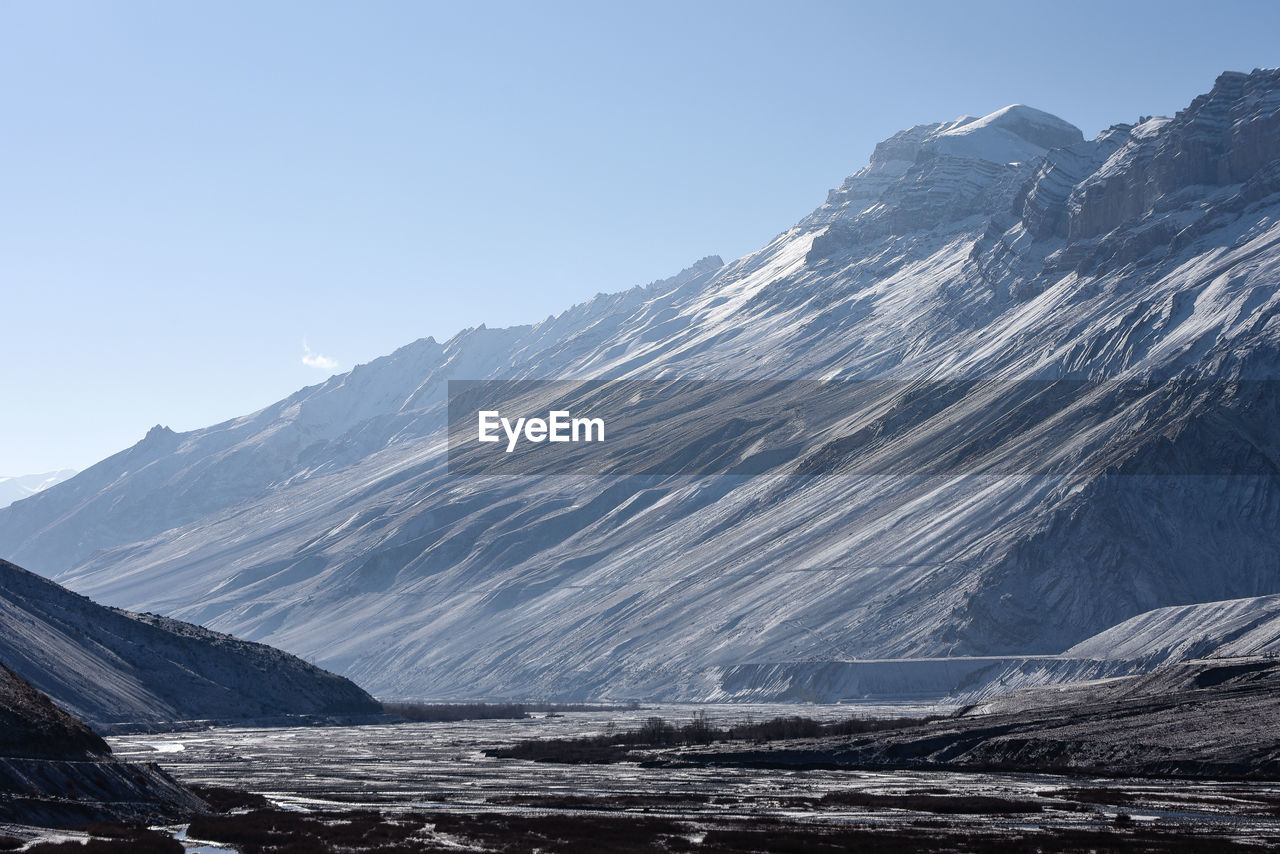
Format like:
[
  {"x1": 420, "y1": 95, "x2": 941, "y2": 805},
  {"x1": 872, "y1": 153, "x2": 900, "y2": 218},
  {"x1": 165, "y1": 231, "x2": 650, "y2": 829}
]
[{"x1": 92, "y1": 703, "x2": 1280, "y2": 852}]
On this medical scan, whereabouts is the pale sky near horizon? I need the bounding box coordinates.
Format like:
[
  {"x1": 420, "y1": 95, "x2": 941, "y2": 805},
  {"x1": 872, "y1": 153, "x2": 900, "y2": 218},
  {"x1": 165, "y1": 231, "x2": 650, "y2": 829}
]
[{"x1": 3, "y1": 0, "x2": 1279, "y2": 475}]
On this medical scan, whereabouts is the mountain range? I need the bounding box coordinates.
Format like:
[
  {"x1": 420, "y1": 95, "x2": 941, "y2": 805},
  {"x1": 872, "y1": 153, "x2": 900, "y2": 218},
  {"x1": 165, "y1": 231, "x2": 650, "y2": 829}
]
[
  {"x1": 0, "y1": 470, "x2": 75, "y2": 510},
  {"x1": 2, "y1": 68, "x2": 1279, "y2": 701}
]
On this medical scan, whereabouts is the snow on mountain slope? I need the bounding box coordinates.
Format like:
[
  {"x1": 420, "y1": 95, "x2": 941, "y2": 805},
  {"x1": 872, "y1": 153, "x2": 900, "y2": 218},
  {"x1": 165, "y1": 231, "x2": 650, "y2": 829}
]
[
  {"x1": 0, "y1": 258, "x2": 725, "y2": 577},
  {"x1": 1064, "y1": 594, "x2": 1280, "y2": 661},
  {"x1": 934, "y1": 104, "x2": 1084, "y2": 163},
  {"x1": 3, "y1": 69, "x2": 1280, "y2": 701},
  {"x1": 0, "y1": 558, "x2": 380, "y2": 730},
  {"x1": 0, "y1": 469, "x2": 75, "y2": 509}
]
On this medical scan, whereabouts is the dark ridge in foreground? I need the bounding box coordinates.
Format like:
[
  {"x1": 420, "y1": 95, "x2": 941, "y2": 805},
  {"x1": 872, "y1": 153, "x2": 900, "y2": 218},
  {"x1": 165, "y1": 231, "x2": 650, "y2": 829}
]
[
  {"x1": 0, "y1": 664, "x2": 204, "y2": 827},
  {"x1": 0, "y1": 663, "x2": 108, "y2": 761},
  {"x1": 0, "y1": 557, "x2": 381, "y2": 732},
  {"x1": 663, "y1": 658, "x2": 1280, "y2": 779}
]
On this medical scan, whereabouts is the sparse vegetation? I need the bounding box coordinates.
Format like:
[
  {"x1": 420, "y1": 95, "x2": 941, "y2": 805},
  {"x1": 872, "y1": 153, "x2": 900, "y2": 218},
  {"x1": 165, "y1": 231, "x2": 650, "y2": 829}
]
[
  {"x1": 817, "y1": 791, "x2": 1043, "y2": 814},
  {"x1": 189, "y1": 783, "x2": 274, "y2": 812},
  {"x1": 487, "y1": 711, "x2": 943, "y2": 763},
  {"x1": 187, "y1": 808, "x2": 428, "y2": 854}
]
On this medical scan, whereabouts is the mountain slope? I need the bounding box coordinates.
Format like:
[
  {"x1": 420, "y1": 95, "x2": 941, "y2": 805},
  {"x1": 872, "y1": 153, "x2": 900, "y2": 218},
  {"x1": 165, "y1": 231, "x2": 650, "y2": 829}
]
[
  {"x1": 2, "y1": 69, "x2": 1280, "y2": 701},
  {"x1": 0, "y1": 558, "x2": 380, "y2": 730},
  {"x1": 0, "y1": 258, "x2": 725, "y2": 578}
]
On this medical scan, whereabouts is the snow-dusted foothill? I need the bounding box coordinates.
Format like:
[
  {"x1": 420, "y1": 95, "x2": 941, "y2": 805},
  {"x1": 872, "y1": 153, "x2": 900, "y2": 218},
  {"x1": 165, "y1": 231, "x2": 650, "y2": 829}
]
[
  {"x1": 945, "y1": 593, "x2": 1280, "y2": 703},
  {"x1": 0, "y1": 558, "x2": 380, "y2": 731}
]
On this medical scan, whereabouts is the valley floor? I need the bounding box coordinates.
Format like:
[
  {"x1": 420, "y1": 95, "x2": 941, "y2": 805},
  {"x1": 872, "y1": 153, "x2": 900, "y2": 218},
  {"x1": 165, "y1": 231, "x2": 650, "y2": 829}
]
[{"x1": 95, "y1": 705, "x2": 1280, "y2": 852}]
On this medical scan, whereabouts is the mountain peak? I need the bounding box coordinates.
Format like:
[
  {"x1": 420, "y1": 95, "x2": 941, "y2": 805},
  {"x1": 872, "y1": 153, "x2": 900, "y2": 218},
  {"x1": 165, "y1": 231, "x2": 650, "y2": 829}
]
[
  {"x1": 865, "y1": 104, "x2": 1082, "y2": 172},
  {"x1": 811, "y1": 105, "x2": 1082, "y2": 238},
  {"x1": 934, "y1": 103, "x2": 1083, "y2": 162}
]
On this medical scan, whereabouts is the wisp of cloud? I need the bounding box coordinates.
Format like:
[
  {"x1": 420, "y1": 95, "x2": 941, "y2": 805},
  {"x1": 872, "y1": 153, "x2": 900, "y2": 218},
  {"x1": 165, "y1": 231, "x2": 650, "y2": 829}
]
[{"x1": 301, "y1": 341, "x2": 338, "y2": 371}]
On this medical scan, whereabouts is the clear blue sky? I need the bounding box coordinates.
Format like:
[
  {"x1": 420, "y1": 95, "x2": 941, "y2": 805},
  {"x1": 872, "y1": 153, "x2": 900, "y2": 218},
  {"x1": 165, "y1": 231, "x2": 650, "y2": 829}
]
[{"x1": 3, "y1": 0, "x2": 1278, "y2": 475}]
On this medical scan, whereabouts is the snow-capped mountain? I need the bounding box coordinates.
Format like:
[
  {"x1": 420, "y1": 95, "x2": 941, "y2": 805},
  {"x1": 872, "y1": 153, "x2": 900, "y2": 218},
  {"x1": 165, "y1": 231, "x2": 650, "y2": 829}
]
[
  {"x1": 0, "y1": 469, "x2": 75, "y2": 510},
  {"x1": 2, "y1": 69, "x2": 1279, "y2": 701}
]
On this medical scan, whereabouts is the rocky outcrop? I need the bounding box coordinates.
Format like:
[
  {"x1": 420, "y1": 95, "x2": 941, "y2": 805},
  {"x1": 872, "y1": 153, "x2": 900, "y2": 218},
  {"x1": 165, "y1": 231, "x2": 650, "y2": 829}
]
[
  {"x1": 1068, "y1": 69, "x2": 1280, "y2": 240},
  {"x1": 0, "y1": 558, "x2": 380, "y2": 732},
  {"x1": 809, "y1": 104, "x2": 1084, "y2": 253}
]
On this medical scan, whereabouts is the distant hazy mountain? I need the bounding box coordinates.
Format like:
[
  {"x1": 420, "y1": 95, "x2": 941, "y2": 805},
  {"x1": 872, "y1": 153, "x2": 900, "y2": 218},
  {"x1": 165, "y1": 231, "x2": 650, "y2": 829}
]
[
  {"x1": 0, "y1": 558, "x2": 380, "y2": 730},
  {"x1": 2, "y1": 69, "x2": 1279, "y2": 701},
  {"x1": 0, "y1": 469, "x2": 75, "y2": 509}
]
